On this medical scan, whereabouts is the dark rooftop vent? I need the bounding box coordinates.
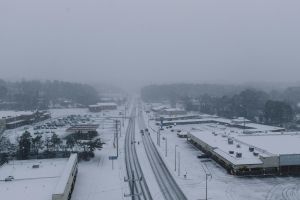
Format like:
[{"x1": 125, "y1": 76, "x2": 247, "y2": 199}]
[{"x1": 236, "y1": 152, "x2": 242, "y2": 158}]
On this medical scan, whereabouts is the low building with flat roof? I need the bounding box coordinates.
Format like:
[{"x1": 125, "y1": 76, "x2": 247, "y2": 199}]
[
  {"x1": 159, "y1": 108, "x2": 187, "y2": 116},
  {"x1": 0, "y1": 154, "x2": 78, "y2": 200},
  {"x1": 88, "y1": 103, "x2": 118, "y2": 112},
  {"x1": 1, "y1": 110, "x2": 51, "y2": 129},
  {"x1": 66, "y1": 124, "x2": 99, "y2": 134},
  {"x1": 188, "y1": 131, "x2": 300, "y2": 176}
]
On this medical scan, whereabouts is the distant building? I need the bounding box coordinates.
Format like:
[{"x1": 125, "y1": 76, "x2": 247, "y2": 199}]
[
  {"x1": 2, "y1": 111, "x2": 51, "y2": 130},
  {"x1": 66, "y1": 124, "x2": 99, "y2": 134},
  {"x1": 231, "y1": 117, "x2": 251, "y2": 125},
  {"x1": 151, "y1": 106, "x2": 187, "y2": 116},
  {"x1": 159, "y1": 108, "x2": 187, "y2": 116},
  {"x1": 66, "y1": 124, "x2": 99, "y2": 140},
  {"x1": 151, "y1": 106, "x2": 167, "y2": 113},
  {"x1": 88, "y1": 103, "x2": 118, "y2": 112}
]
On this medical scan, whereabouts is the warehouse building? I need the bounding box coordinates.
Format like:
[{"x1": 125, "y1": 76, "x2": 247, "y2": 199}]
[
  {"x1": 0, "y1": 154, "x2": 78, "y2": 200},
  {"x1": 88, "y1": 102, "x2": 118, "y2": 112},
  {"x1": 188, "y1": 131, "x2": 300, "y2": 176}
]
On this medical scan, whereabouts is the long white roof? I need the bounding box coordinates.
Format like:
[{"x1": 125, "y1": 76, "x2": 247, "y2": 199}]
[
  {"x1": 189, "y1": 131, "x2": 271, "y2": 166},
  {"x1": 0, "y1": 157, "x2": 70, "y2": 200},
  {"x1": 237, "y1": 133, "x2": 300, "y2": 155}
]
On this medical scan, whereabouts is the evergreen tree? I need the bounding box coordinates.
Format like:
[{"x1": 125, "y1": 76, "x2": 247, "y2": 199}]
[{"x1": 17, "y1": 131, "x2": 32, "y2": 159}]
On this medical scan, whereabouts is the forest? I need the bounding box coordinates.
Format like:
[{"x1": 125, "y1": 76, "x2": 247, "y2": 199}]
[{"x1": 0, "y1": 80, "x2": 99, "y2": 110}]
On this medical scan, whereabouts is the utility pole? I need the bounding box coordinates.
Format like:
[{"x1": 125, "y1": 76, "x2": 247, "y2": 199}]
[
  {"x1": 124, "y1": 105, "x2": 127, "y2": 127},
  {"x1": 163, "y1": 137, "x2": 168, "y2": 157},
  {"x1": 157, "y1": 128, "x2": 161, "y2": 146},
  {"x1": 122, "y1": 105, "x2": 126, "y2": 127},
  {"x1": 124, "y1": 171, "x2": 142, "y2": 199},
  {"x1": 158, "y1": 131, "x2": 161, "y2": 146},
  {"x1": 118, "y1": 119, "x2": 121, "y2": 137},
  {"x1": 115, "y1": 120, "x2": 119, "y2": 157}
]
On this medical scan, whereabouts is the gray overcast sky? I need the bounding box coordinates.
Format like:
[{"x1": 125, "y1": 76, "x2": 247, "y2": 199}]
[{"x1": 1, "y1": 0, "x2": 300, "y2": 88}]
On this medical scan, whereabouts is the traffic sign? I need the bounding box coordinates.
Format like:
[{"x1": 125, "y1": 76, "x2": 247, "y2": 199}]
[{"x1": 109, "y1": 156, "x2": 118, "y2": 160}]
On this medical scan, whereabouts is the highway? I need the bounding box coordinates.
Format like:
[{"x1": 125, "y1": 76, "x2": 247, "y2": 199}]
[
  {"x1": 137, "y1": 106, "x2": 188, "y2": 200},
  {"x1": 124, "y1": 108, "x2": 153, "y2": 200}
]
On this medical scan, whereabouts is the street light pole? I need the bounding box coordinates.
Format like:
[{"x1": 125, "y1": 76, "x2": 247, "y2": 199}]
[
  {"x1": 158, "y1": 131, "x2": 161, "y2": 146},
  {"x1": 165, "y1": 137, "x2": 168, "y2": 157},
  {"x1": 178, "y1": 152, "x2": 181, "y2": 176},
  {"x1": 163, "y1": 137, "x2": 168, "y2": 157},
  {"x1": 205, "y1": 173, "x2": 212, "y2": 200},
  {"x1": 175, "y1": 145, "x2": 178, "y2": 171},
  {"x1": 157, "y1": 129, "x2": 161, "y2": 146}
]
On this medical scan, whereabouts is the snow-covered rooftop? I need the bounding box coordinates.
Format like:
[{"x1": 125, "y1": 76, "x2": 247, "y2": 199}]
[
  {"x1": 53, "y1": 154, "x2": 77, "y2": 196},
  {"x1": 0, "y1": 111, "x2": 33, "y2": 118},
  {"x1": 0, "y1": 157, "x2": 70, "y2": 200},
  {"x1": 237, "y1": 133, "x2": 300, "y2": 155},
  {"x1": 189, "y1": 131, "x2": 271, "y2": 166}
]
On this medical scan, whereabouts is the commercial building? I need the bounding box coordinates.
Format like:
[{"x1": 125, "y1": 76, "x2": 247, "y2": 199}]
[
  {"x1": 0, "y1": 154, "x2": 78, "y2": 200},
  {"x1": 66, "y1": 124, "x2": 99, "y2": 134},
  {"x1": 2, "y1": 111, "x2": 51, "y2": 129},
  {"x1": 66, "y1": 124, "x2": 99, "y2": 140},
  {"x1": 151, "y1": 106, "x2": 187, "y2": 116},
  {"x1": 159, "y1": 108, "x2": 187, "y2": 116},
  {"x1": 88, "y1": 103, "x2": 118, "y2": 112},
  {"x1": 188, "y1": 131, "x2": 300, "y2": 176}
]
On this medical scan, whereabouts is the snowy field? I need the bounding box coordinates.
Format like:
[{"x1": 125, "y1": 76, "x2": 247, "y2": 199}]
[{"x1": 144, "y1": 111, "x2": 300, "y2": 200}]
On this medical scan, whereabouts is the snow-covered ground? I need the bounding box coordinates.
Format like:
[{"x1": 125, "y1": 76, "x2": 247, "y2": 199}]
[
  {"x1": 70, "y1": 106, "x2": 130, "y2": 200},
  {"x1": 2, "y1": 103, "x2": 300, "y2": 200},
  {"x1": 1, "y1": 106, "x2": 130, "y2": 200},
  {"x1": 143, "y1": 111, "x2": 300, "y2": 200}
]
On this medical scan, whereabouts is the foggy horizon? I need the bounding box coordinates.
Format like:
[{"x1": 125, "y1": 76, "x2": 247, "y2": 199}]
[
  {"x1": 1, "y1": 0, "x2": 300, "y2": 89},
  {"x1": 2, "y1": 1, "x2": 300, "y2": 199}
]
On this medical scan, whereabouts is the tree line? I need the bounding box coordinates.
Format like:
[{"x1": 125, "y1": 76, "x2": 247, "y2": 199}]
[
  {"x1": 183, "y1": 89, "x2": 294, "y2": 125},
  {"x1": 15, "y1": 131, "x2": 104, "y2": 161},
  {"x1": 0, "y1": 80, "x2": 99, "y2": 110},
  {"x1": 141, "y1": 84, "x2": 297, "y2": 126}
]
